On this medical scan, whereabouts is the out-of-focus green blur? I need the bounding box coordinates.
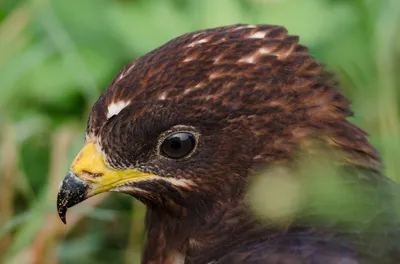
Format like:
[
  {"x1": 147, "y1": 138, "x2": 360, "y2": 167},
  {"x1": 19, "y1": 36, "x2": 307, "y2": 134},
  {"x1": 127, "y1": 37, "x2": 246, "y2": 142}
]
[{"x1": 0, "y1": 0, "x2": 399, "y2": 263}]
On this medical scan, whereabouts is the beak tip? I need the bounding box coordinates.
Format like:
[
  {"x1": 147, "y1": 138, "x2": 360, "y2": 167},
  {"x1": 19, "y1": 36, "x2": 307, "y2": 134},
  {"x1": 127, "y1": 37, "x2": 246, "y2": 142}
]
[
  {"x1": 58, "y1": 207, "x2": 67, "y2": 224},
  {"x1": 56, "y1": 171, "x2": 90, "y2": 225},
  {"x1": 57, "y1": 196, "x2": 68, "y2": 224}
]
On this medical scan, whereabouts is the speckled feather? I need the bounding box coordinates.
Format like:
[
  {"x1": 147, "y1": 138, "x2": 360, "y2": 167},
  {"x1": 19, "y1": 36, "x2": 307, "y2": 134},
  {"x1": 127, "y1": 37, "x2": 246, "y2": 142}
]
[{"x1": 84, "y1": 25, "x2": 398, "y2": 263}]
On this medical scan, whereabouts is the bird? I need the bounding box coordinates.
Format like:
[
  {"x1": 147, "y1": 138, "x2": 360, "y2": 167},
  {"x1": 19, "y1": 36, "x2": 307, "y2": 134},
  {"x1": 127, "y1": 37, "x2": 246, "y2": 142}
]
[{"x1": 57, "y1": 24, "x2": 400, "y2": 264}]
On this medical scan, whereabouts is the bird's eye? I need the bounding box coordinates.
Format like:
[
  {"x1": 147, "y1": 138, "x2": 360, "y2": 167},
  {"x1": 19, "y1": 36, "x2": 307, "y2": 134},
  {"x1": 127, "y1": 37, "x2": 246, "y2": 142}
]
[{"x1": 160, "y1": 132, "x2": 196, "y2": 159}]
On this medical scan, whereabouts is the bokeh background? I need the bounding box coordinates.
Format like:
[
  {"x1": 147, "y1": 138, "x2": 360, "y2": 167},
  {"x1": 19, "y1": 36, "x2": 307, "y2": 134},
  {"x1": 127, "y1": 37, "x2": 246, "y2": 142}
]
[{"x1": 0, "y1": 0, "x2": 399, "y2": 263}]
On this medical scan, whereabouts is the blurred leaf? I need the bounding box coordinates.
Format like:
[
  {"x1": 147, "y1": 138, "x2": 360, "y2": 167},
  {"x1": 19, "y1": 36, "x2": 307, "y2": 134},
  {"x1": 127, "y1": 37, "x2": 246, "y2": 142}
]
[
  {"x1": 5, "y1": 194, "x2": 48, "y2": 258},
  {"x1": 0, "y1": 41, "x2": 54, "y2": 112},
  {"x1": 19, "y1": 133, "x2": 50, "y2": 196},
  {"x1": 248, "y1": 146, "x2": 400, "y2": 233},
  {"x1": 0, "y1": 212, "x2": 32, "y2": 240}
]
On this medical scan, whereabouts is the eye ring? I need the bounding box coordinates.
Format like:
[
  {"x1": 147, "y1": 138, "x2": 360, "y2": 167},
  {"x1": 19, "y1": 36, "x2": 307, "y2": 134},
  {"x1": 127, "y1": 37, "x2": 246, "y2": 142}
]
[{"x1": 159, "y1": 131, "x2": 198, "y2": 159}]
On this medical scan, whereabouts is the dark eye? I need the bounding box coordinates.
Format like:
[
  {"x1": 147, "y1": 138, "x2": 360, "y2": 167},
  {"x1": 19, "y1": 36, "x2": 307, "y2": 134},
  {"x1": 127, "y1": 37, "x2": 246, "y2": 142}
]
[{"x1": 160, "y1": 132, "x2": 196, "y2": 159}]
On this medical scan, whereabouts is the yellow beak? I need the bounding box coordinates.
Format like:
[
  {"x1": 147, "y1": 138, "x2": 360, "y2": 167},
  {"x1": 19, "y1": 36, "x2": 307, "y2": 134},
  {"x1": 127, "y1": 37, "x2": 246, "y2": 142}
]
[
  {"x1": 57, "y1": 141, "x2": 157, "y2": 224},
  {"x1": 70, "y1": 142, "x2": 156, "y2": 195}
]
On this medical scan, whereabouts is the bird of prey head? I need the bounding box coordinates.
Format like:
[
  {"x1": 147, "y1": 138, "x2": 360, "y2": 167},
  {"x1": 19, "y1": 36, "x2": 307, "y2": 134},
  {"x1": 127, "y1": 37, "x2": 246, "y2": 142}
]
[{"x1": 57, "y1": 25, "x2": 397, "y2": 263}]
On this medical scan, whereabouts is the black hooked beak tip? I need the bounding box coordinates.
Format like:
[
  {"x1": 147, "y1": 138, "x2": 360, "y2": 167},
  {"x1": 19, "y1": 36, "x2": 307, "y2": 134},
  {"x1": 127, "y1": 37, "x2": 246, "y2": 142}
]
[{"x1": 57, "y1": 171, "x2": 89, "y2": 225}]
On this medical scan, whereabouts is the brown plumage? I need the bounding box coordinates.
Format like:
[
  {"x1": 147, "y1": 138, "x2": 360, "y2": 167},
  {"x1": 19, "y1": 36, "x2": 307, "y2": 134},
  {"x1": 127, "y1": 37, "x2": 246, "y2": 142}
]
[{"x1": 57, "y1": 24, "x2": 399, "y2": 264}]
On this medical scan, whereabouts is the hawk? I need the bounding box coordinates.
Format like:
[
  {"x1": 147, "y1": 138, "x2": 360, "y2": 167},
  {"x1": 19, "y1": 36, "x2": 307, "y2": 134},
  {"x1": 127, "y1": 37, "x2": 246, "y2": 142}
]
[{"x1": 57, "y1": 24, "x2": 400, "y2": 263}]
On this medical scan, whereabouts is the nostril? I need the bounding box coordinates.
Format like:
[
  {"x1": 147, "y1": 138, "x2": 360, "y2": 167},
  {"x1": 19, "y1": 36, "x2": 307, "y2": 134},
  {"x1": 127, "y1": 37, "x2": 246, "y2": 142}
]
[{"x1": 81, "y1": 170, "x2": 103, "y2": 178}]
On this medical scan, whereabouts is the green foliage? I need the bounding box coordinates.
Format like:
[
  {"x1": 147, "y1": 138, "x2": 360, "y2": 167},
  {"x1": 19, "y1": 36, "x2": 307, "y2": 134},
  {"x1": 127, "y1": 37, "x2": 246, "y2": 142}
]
[{"x1": 0, "y1": 0, "x2": 399, "y2": 263}]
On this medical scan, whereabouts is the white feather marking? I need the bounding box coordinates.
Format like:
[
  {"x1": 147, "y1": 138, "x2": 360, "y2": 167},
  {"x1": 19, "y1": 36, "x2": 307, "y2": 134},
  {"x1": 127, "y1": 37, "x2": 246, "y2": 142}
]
[
  {"x1": 238, "y1": 46, "x2": 274, "y2": 64},
  {"x1": 183, "y1": 56, "x2": 195, "y2": 62},
  {"x1": 107, "y1": 101, "x2": 130, "y2": 119},
  {"x1": 209, "y1": 72, "x2": 222, "y2": 80},
  {"x1": 192, "y1": 32, "x2": 202, "y2": 38},
  {"x1": 233, "y1": 25, "x2": 257, "y2": 31},
  {"x1": 184, "y1": 83, "x2": 203, "y2": 95},
  {"x1": 159, "y1": 92, "x2": 168, "y2": 100},
  {"x1": 127, "y1": 62, "x2": 136, "y2": 72},
  {"x1": 117, "y1": 63, "x2": 136, "y2": 81},
  {"x1": 254, "y1": 154, "x2": 263, "y2": 160},
  {"x1": 238, "y1": 55, "x2": 256, "y2": 64},
  {"x1": 183, "y1": 87, "x2": 194, "y2": 95},
  {"x1": 117, "y1": 74, "x2": 125, "y2": 81},
  {"x1": 186, "y1": 37, "x2": 210, "y2": 47},
  {"x1": 214, "y1": 55, "x2": 224, "y2": 63},
  {"x1": 163, "y1": 178, "x2": 195, "y2": 188},
  {"x1": 259, "y1": 47, "x2": 271, "y2": 54},
  {"x1": 249, "y1": 31, "x2": 266, "y2": 39}
]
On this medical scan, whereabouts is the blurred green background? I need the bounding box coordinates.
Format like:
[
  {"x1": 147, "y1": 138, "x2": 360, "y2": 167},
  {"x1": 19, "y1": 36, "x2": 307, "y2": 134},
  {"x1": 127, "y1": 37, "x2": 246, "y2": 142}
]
[{"x1": 0, "y1": 0, "x2": 399, "y2": 263}]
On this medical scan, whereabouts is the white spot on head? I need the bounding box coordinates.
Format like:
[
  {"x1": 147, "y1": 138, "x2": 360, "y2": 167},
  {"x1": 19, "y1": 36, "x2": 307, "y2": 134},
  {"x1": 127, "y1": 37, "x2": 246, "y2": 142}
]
[
  {"x1": 117, "y1": 63, "x2": 136, "y2": 81},
  {"x1": 159, "y1": 91, "x2": 168, "y2": 100},
  {"x1": 163, "y1": 178, "x2": 195, "y2": 188},
  {"x1": 238, "y1": 46, "x2": 275, "y2": 64},
  {"x1": 233, "y1": 25, "x2": 257, "y2": 31},
  {"x1": 107, "y1": 101, "x2": 130, "y2": 119},
  {"x1": 249, "y1": 31, "x2": 266, "y2": 39},
  {"x1": 239, "y1": 55, "x2": 255, "y2": 63},
  {"x1": 209, "y1": 72, "x2": 222, "y2": 80},
  {"x1": 254, "y1": 154, "x2": 263, "y2": 160},
  {"x1": 238, "y1": 55, "x2": 256, "y2": 64},
  {"x1": 214, "y1": 54, "x2": 224, "y2": 63},
  {"x1": 117, "y1": 74, "x2": 125, "y2": 81},
  {"x1": 259, "y1": 47, "x2": 271, "y2": 54},
  {"x1": 276, "y1": 44, "x2": 296, "y2": 60},
  {"x1": 127, "y1": 62, "x2": 136, "y2": 71},
  {"x1": 183, "y1": 56, "x2": 196, "y2": 62},
  {"x1": 186, "y1": 37, "x2": 211, "y2": 47},
  {"x1": 192, "y1": 32, "x2": 202, "y2": 38},
  {"x1": 183, "y1": 88, "x2": 193, "y2": 95},
  {"x1": 184, "y1": 83, "x2": 203, "y2": 95}
]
